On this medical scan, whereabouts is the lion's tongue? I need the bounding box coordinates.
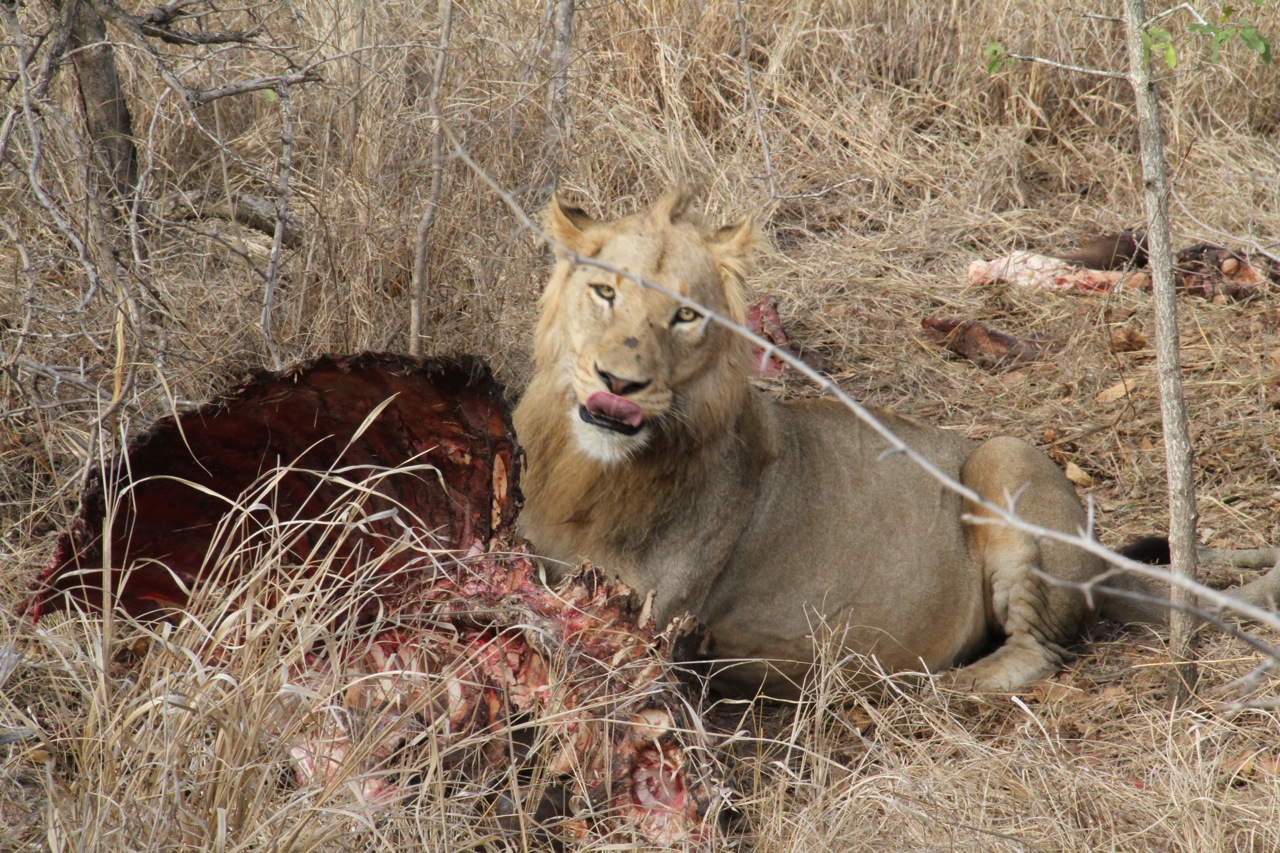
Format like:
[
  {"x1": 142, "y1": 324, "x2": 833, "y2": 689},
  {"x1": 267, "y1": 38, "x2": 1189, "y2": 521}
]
[{"x1": 585, "y1": 392, "x2": 644, "y2": 427}]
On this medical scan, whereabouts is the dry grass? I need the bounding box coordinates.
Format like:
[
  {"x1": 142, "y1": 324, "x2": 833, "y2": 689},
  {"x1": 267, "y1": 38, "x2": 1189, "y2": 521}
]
[{"x1": 4, "y1": 0, "x2": 1280, "y2": 849}]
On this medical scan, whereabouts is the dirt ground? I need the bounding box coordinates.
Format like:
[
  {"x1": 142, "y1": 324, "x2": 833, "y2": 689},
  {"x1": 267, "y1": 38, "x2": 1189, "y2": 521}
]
[{"x1": 3, "y1": 1, "x2": 1280, "y2": 850}]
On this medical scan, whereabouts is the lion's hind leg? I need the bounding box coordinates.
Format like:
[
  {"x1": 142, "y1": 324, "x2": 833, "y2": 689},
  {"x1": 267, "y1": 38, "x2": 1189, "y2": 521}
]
[{"x1": 947, "y1": 436, "x2": 1100, "y2": 692}]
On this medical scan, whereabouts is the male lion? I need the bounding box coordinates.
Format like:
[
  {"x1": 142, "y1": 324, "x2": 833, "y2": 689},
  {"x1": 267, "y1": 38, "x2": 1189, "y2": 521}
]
[{"x1": 513, "y1": 190, "x2": 1280, "y2": 696}]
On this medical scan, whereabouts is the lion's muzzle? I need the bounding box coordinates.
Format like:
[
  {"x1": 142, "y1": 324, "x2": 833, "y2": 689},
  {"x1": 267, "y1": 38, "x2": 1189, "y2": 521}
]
[{"x1": 581, "y1": 391, "x2": 645, "y2": 436}]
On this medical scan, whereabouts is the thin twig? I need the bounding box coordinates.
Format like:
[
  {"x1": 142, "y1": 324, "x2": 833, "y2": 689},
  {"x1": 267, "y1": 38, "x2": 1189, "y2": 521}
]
[
  {"x1": 771, "y1": 178, "x2": 868, "y2": 200},
  {"x1": 2, "y1": 2, "x2": 102, "y2": 310},
  {"x1": 84, "y1": 0, "x2": 321, "y2": 110},
  {"x1": 443, "y1": 126, "x2": 1280, "y2": 654},
  {"x1": 0, "y1": 0, "x2": 75, "y2": 166},
  {"x1": 1, "y1": 354, "x2": 115, "y2": 401},
  {"x1": 189, "y1": 69, "x2": 323, "y2": 109},
  {"x1": 1145, "y1": 3, "x2": 1208, "y2": 28},
  {"x1": 1004, "y1": 52, "x2": 1126, "y2": 79},
  {"x1": 0, "y1": 217, "x2": 37, "y2": 367},
  {"x1": 1038, "y1": 572, "x2": 1280, "y2": 668},
  {"x1": 1169, "y1": 182, "x2": 1280, "y2": 265}
]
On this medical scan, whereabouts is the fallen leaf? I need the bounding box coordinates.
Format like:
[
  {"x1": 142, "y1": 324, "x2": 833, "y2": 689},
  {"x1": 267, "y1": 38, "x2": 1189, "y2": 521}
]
[
  {"x1": 1096, "y1": 379, "x2": 1137, "y2": 404},
  {"x1": 1109, "y1": 327, "x2": 1149, "y2": 353},
  {"x1": 1065, "y1": 462, "x2": 1094, "y2": 487},
  {"x1": 1224, "y1": 748, "x2": 1280, "y2": 784},
  {"x1": 1030, "y1": 678, "x2": 1088, "y2": 704}
]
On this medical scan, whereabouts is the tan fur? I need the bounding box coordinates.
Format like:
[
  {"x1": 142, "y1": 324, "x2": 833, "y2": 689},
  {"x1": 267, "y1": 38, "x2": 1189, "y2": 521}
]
[{"x1": 513, "y1": 191, "x2": 1280, "y2": 697}]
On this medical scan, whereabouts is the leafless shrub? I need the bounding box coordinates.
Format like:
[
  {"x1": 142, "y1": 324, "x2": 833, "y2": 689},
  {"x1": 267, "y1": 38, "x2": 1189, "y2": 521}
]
[{"x1": 5, "y1": 0, "x2": 1280, "y2": 849}]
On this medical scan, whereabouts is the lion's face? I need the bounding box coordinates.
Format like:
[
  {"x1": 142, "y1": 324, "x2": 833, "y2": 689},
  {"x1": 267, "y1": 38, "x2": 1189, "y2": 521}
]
[{"x1": 535, "y1": 191, "x2": 761, "y2": 464}]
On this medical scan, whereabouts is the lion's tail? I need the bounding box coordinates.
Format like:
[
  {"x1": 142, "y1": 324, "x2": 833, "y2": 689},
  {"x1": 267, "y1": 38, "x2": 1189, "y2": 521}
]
[
  {"x1": 1093, "y1": 536, "x2": 1175, "y2": 625},
  {"x1": 1096, "y1": 535, "x2": 1280, "y2": 625}
]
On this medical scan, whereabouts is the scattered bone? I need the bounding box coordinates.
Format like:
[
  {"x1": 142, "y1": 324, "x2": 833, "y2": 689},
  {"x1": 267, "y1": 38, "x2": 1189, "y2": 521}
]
[
  {"x1": 972, "y1": 237, "x2": 1277, "y2": 302},
  {"x1": 968, "y1": 251, "x2": 1149, "y2": 294}
]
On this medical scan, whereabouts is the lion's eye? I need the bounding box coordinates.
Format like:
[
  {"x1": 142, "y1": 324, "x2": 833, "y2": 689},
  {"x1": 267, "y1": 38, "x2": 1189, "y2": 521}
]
[
  {"x1": 590, "y1": 284, "x2": 616, "y2": 302},
  {"x1": 673, "y1": 306, "x2": 701, "y2": 324}
]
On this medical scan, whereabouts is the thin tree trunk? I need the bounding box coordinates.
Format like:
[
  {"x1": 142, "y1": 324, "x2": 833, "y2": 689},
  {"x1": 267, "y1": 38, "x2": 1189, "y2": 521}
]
[
  {"x1": 63, "y1": 0, "x2": 138, "y2": 203},
  {"x1": 408, "y1": 0, "x2": 453, "y2": 357},
  {"x1": 1122, "y1": 0, "x2": 1199, "y2": 703},
  {"x1": 547, "y1": 0, "x2": 574, "y2": 181}
]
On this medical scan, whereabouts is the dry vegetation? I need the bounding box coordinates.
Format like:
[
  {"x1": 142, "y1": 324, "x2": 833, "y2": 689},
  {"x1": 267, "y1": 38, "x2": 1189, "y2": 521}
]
[{"x1": 3, "y1": 0, "x2": 1280, "y2": 849}]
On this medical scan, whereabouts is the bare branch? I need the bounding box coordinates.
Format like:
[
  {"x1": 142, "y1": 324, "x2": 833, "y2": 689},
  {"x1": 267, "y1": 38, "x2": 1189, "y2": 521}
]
[
  {"x1": 1145, "y1": 3, "x2": 1208, "y2": 28},
  {"x1": 771, "y1": 177, "x2": 869, "y2": 200},
  {"x1": 84, "y1": 0, "x2": 320, "y2": 110},
  {"x1": 1, "y1": 353, "x2": 115, "y2": 402},
  {"x1": 188, "y1": 69, "x2": 322, "y2": 109},
  {"x1": 2, "y1": 2, "x2": 103, "y2": 308}
]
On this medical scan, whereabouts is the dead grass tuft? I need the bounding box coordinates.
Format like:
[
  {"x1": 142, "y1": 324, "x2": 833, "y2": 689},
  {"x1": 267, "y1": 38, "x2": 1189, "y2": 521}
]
[{"x1": 4, "y1": 0, "x2": 1280, "y2": 849}]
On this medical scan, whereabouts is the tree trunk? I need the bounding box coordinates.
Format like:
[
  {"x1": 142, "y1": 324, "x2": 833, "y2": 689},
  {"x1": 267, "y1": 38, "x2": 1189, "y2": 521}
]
[
  {"x1": 546, "y1": 0, "x2": 574, "y2": 184},
  {"x1": 63, "y1": 0, "x2": 138, "y2": 204},
  {"x1": 1122, "y1": 0, "x2": 1199, "y2": 703},
  {"x1": 408, "y1": 0, "x2": 453, "y2": 357}
]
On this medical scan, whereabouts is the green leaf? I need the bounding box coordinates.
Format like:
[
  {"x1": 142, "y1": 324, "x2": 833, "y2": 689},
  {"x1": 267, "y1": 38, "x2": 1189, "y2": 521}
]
[
  {"x1": 1147, "y1": 26, "x2": 1173, "y2": 43},
  {"x1": 1162, "y1": 42, "x2": 1178, "y2": 69},
  {"x1": 1240, "y1": 26, "x2": 1272, "y2": 64},
  {"x1": 984, "y1": 41, "x2": 1010, "y2": 74}
]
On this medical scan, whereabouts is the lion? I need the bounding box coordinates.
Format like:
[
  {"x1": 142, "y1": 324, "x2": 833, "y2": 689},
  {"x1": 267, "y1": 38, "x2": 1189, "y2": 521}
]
[{"x1": 512, "y1": 189, "x2": 1280, "y2": 696}]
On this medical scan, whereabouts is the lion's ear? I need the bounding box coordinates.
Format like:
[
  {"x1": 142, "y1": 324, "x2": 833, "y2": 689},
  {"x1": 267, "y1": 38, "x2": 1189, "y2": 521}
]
[
  {"x1": 707, "y1": 218, "x2": 764, "y2": 323},
  {"x1": 544, "y1": 193, "x2": 599, "y2": 257},
  {"x1": 709, "y1": 218, "x2": 764, "y2": 277},
  {"x1": 649, "y1": 189, "x2": 693, "y2": 225}
]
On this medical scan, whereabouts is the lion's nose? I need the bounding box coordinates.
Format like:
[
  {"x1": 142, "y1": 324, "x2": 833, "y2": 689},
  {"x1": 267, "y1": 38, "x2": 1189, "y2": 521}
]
[{"x1": 596, "y1": 366, "x2": 650, "y2": 397}]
